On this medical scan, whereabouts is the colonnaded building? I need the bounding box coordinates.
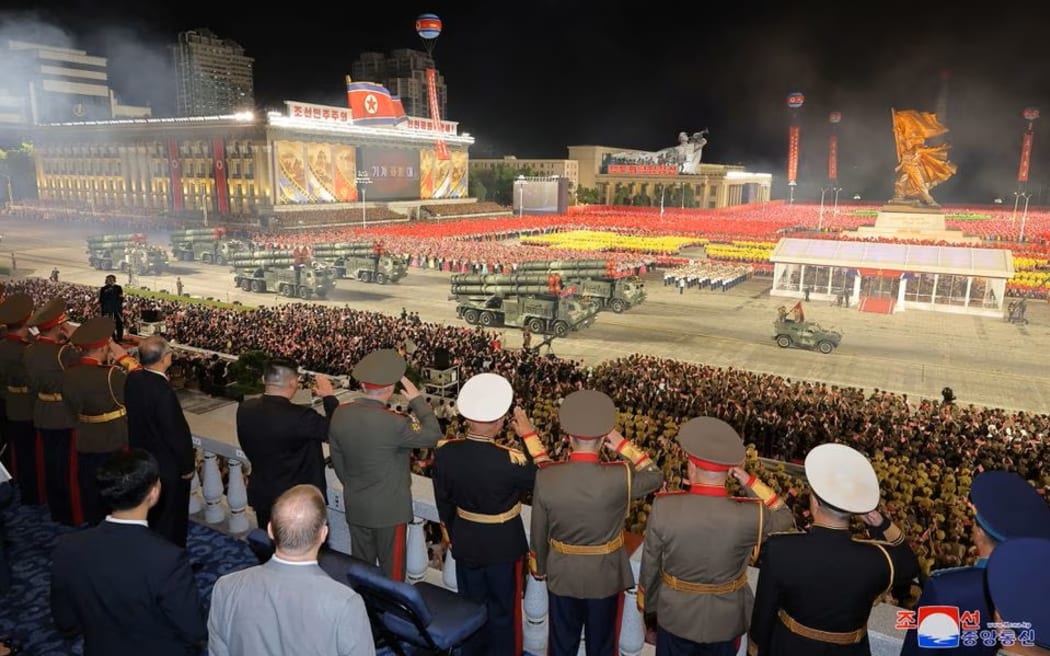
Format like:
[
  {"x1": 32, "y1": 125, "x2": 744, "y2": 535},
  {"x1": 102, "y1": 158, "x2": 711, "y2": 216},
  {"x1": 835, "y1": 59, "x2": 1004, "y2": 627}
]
[{"x1": 27, "y1": 97, "x2": 474, "y2": 224}]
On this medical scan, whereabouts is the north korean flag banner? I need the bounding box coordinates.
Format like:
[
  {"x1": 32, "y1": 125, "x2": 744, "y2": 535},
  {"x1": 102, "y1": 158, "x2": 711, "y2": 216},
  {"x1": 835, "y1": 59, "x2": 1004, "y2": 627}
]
[
  {"x1": 346, "y1": 80, "x2": 404, "y2": 126},
  {"x1": 1018, "y1": 131, "x2": 1035, "y2": 183},
  {"x1": 787, "y1": 125, "x2": 801, "y2": 185}
]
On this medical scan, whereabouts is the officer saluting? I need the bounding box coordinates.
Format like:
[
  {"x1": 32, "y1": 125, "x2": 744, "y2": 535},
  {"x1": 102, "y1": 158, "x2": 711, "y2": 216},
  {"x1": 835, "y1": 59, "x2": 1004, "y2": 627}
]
[
  {"x1": 432, "y1": 373, "x2": 540, "y2": 656},
  {"x1": 329, "y1": 348, "x2": 442, "y2": 581},
  {"x1": 62, "y1": 316, "x2": 140, "y2": 525},
  {"x1": 24, "y1": 298, "x2": 79, "y2": 525},
  {"x1": 0, "y1": 293, "x2": 40, "y2": 505},
  {"x1": 640, "y1": 417, "x2": 795, "y2": 655},
  {"x1": 901, "y1": 470, "x2": 1050, "y2": 656},
  {"x1": 528, "y1": 390, "x2": 663, "y2": 656},
  {"x1": 986, "y1": 538, "x2": 1050, "y2": 656},
  {"x1": 749, "y1": 443, "x2": 919, "y2": 655}
]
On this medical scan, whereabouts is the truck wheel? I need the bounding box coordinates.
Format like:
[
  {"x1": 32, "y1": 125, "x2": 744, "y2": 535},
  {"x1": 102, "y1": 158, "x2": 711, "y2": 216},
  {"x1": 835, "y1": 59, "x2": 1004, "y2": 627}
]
[
  {"x1": 278, "y1": 284, "x2": 289, "y2": 296},
  {"x1": 119, "y1": 262, "x2": 129, "y2": 273},
  {"x1": 553, "y1": 321, "x2": 569, "y2": 337},
  {"x1": 298, "y1": 286, "x2": 311, "y2": 299},
  {"x1": 251, "y1": 280, "x2": 265, "y2": 293},
  {"x1": 480, "y1": 311, "x2": 495, "y2": 326},
  {"x1": 241, "y1": 279, "x2": 252, "y2": 291},
  {"x1": 818, "y1": 341, "x2": 834, "y2": 354},
  {"x1": 463, "y1": 309, "x2": 479, "y2": 324},
  {"x1": 202, "y1": 253, "x2": 213, "y2": 264},
  {"x1": 375, "y1": 273, "x2": 387, "y2": 285},
  {"x1": 315, "y1": 289, "x2": 327, "y2": 299},
  {"x1": 776, "y1": 335, "x2": 792, "y2": 348},
  {"x1": 610, "y1": 298, "x2": 626, "y2": 313},
  {"x1": 527, "y1": 318, "x2": 544, "y2": 333},
  {"x1": 216, "y1": 255, "x2": 226, "y2": 265}
]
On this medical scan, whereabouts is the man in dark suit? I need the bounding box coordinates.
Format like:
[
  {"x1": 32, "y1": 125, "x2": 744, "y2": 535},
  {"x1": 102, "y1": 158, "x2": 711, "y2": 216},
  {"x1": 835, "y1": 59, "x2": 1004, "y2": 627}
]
[
  {"x1": 236, "y1": 358, "x2": 338, "y2": 531},
  {"x1": 99, "y1": 275, "x2": 124, "y2": 342},
  {"x1": 125, "y1": 336, "x2": 195, "y2": 547},
  {"x1": 50, "y1": 449, "x2": 207, "y2": 656}
]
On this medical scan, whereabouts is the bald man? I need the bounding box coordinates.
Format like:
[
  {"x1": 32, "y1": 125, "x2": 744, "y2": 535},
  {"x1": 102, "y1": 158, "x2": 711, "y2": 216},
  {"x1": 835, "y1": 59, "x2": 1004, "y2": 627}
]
[
  {"x1": 207, "y1": 485, "x2": 375, "y2": 656},
  {"x1": 126, "y1": 336, "x2": 196, "y2": 547}
]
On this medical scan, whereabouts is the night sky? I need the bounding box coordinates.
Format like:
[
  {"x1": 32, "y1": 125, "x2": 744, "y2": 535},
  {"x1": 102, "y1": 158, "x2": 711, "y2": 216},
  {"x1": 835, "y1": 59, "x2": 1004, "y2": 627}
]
[{"x1": 4, "y1": 1, "x2": 1050, "y2": 202}]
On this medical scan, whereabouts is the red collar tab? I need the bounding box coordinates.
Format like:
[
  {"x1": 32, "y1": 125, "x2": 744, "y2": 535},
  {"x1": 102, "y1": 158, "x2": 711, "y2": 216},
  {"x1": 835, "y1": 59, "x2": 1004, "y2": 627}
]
[
  {"x1": 5, "y1": 334, "x2": 25, "y2": 342},
  {"x1": 79, "y1": 356, "x2": 103, "y2": 366},
  {"x1": 689, "y1": 483, "x2": 729, "y2": 497},
  {"x1": 569, "y1": 452, "x2": 600, "y2": 463}
]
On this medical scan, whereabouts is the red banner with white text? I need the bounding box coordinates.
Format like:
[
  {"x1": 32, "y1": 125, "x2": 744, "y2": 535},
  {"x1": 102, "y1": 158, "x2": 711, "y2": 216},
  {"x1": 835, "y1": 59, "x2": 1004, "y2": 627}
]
[
  {"x1": 212, "y1": 138, "x2": 229, "y2": 215},
  {"x1": 828, "y1": 133, "x2": 838, "y2": 181},
  {"x1": 1018, "y1": 131, "x2": 1034, "y2": 183},
  {"x1": 787, "y1": 125, "x2": 801, "y2": 184},
  {"x1": 426, "y1": 68, "x2": 450, "y2": 160},
  {"x1": 167, "y1": 138, "x2": 183, "y2": 212}
]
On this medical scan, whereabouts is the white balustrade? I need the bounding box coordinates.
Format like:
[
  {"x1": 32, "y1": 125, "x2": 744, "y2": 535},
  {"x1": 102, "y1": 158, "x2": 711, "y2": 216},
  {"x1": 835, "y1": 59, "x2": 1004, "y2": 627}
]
[
  {"x1": 619, "y1": 559, "x2": 645, "y2": 656},
  {"x1": 188, "y1": 467, "x2": 203, "y2": 515},
  {"x1": 200, "y1": 450, "x2": 225, "y2": 524},
  {"x1": 442, "y1": 547, "x2": 458, "y2": 592},
  {"x1": 226, "y1": 458, "x2": 250, "y2": 535},
  {"x1": 406, "y1": 517, "x2": 429, "y2": 582},
  {"x1": 523, "y1": 575, "x2": 549, "y2": 654}
]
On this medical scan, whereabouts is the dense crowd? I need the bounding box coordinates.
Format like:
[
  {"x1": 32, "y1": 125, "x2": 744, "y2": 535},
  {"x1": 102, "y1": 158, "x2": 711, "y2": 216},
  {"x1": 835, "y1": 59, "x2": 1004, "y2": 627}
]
[{"x1": 9, "y1": 278, "x2": 1050, "y2": 581}]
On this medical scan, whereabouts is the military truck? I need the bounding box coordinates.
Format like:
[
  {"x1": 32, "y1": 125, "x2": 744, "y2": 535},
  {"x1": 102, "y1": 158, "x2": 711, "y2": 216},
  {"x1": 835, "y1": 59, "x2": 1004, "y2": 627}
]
[
  {"x1": 450, "y1": 274, "x2": 598, "y2": 336},
  {"x1": 86, "y1": 234, "x2": 169, "y2": 274},
  {"x1": 228, "y1": 252, "x2": 336, "y2": 299},
  {"x1": 311, "y1": 242, "x2": 408, "y2": 284},
  {"x1": 512, "y1": 260, "x2": 646, "y2": 312},
  {"x1": 170, "y1": 227, "x2": 246, "y2": 264},
  {"x1": 772, "y1": 304, "x2": 842, "y2": 354}
]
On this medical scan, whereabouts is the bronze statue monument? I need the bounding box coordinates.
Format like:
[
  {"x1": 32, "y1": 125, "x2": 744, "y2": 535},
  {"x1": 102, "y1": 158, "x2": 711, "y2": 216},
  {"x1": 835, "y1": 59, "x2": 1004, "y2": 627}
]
[{"x1": 890, "y1": 109, "x2": 957, "y2": 207}]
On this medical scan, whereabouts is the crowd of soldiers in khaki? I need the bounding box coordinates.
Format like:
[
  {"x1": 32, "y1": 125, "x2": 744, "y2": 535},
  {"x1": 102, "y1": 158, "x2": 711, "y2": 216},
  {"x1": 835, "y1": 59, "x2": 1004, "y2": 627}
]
[{"x1": 10, "y1": 278, "x2": 1050, "y2": 584}]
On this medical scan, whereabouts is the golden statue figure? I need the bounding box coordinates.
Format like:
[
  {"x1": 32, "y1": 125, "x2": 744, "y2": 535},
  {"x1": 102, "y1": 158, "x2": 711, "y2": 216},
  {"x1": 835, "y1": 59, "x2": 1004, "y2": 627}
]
[{"x1": 890, "y1": 109, "x2": 957, "y2": 207}]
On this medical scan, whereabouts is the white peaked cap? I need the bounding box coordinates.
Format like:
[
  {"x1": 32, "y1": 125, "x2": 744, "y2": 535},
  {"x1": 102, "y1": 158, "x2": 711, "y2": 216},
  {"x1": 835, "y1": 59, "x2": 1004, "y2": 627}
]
[
  {"x1": 457, "y1": 373, "x2": 514, "y2": 422},
  {"x1": 804, "y1": 443, "x2": 881, "y2": 514}
]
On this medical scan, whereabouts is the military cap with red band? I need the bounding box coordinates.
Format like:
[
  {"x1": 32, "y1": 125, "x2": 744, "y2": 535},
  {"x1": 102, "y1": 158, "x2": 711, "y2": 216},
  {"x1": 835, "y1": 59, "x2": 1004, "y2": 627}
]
[
  {"x1": 676, "y1": 417, "x2": 745, "y2": 471},
  {"x1": 28, "y1": 298, "x2": 69, "y2": 331},
  {"x1": 0, "y1": 294, "x2": 34, "y2": 327},
  {"x1": 352, "y1": 348, "x2": 406, "y2": 389},
  {"x1": 70, "y1": 316, "x2": 115, "y2": 351},
  {"x1": 558, "y1": 389, "x2": 616, "y2": 440}
]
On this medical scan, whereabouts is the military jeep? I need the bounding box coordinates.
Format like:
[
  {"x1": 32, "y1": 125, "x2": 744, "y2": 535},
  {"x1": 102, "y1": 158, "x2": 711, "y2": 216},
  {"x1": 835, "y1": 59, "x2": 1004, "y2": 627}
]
[{"x1": 773, "y1": 317, "x2": 842, "y2": 354}]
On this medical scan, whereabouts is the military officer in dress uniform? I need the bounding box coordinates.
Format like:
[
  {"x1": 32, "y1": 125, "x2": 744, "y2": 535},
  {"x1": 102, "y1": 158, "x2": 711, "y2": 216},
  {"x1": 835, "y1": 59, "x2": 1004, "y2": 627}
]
[
  {"x1": 986, "y1": 538, "x2": 1050, "y2": 656},
  {"x1": 749, "y1": 443, "x2": 919, "y2": 656},
  {"x1": 24, "y1": 298, "x2": 79, "y2": 525},
  {"x1": 902, "y1": 470, "x2": 1050, "y2": 656},
  {"x1": 0, "y1": 293, "x2": 40, "y2": 504},
  {"x1": 62, "y1": 316, "x2": 140, "y2": 525},
  {"x1": 329, "y1": 348, "x2": 442, "y2": 581},
  {"x1": 432, "y1": 373, "x2": 540, "y2": 656},
  {"x1": 527, "y1": 390, "x2": 664, "y2": 656},
  {"x1": 640, "y1": 417, "x2": 795, "y2": 655}
]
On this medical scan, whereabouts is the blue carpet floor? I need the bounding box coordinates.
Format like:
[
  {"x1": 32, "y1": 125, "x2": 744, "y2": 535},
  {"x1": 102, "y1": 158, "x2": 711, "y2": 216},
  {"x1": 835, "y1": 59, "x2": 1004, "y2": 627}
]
[{"x1": 0, "y1": 499, "x2": 257, "y2": 655}]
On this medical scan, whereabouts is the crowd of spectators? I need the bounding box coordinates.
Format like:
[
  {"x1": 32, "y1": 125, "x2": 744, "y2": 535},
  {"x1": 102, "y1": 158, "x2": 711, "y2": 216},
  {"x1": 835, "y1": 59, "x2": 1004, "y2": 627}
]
[{"x1": 8, "y1": 278, "x2": 1050, "y2": 583}]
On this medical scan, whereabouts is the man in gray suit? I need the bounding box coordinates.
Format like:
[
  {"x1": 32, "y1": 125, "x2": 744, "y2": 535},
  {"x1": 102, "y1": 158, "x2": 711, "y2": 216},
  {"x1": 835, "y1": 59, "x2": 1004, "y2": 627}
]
[
  {"x1": 329, "y1": 349, "x2": 442, "y2": 581},
  {"x1": 207, "y1": 485, "x2": 375, "y2": 656}
]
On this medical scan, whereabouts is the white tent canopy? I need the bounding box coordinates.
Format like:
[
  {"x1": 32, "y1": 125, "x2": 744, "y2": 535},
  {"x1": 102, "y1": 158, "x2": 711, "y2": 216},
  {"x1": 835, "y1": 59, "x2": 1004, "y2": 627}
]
[{"x1": 769, "y1": 238, "x2": 1014, "y2": 279}]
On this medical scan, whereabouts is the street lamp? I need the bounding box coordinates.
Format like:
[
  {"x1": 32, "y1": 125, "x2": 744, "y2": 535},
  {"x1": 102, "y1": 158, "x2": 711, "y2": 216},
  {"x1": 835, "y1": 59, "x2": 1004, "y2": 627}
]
[
  {"x1": 818, "y1": 186, "x2": 829, "y2": 231},
  {"x1": 659, "y1": 185, "x2": 667, "y2": 217},
  {"x1": 1019, "y1": 192, "x2": 1033, "y2": 242},
  {"x1": 517, "y1": 175, "x2": 525, "y2": 218},
  {"x1": 356, "y1": 171, "x2": 372, "y2": 228},
  {"x1": 832, "y1": 186, "x2": 842, "y2": 215},
  {"x1": 0, "y1": 174, "x2": 11, "y2": 208},
  {"x1": 1012, "y1": 189, "x2": 1022, "y2": 223}
]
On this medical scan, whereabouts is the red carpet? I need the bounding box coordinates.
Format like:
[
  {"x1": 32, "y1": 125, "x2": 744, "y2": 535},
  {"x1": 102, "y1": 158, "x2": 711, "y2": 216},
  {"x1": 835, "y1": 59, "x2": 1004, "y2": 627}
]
[{"x1": 859, "y1": 297, "x2": 895, "y2": 314}]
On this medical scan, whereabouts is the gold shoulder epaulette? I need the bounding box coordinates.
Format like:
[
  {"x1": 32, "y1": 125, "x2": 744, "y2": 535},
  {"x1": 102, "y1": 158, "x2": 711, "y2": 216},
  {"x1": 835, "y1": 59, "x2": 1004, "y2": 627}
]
[
  {"x1": 436, "y1": 438, "x2": 465, "y2": 449},
  {"x1": 500, "y1": 445, "x2": 527, "y2": 466},
  {"x1": 853, "y1": 536, "x2": 905, "y2": 547}
]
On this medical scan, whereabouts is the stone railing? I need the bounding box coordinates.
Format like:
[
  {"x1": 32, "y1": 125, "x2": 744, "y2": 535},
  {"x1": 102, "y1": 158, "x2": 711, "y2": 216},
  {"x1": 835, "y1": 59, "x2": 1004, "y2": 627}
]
[{"x1": 185, "y1": 408, "x2": 906, "y2": 656}]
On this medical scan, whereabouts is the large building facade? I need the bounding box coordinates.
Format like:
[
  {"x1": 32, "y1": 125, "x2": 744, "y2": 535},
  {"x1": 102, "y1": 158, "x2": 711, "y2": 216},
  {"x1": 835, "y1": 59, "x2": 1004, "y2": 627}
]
[
  {"x1": 350, "y1": 49, "x2": 446, "y2": 119},
  {"x1": 568, "y1": 145, "x2": 771, "y2": 209},
  {"x1": 172, "y1": 29, "x2": 254, "y2": 117},
  {"x1": 0, "y1": 39, "x2": 151, "y2": 128},
  {"x1": 30, "y1": 100, "x2": 472, "y2": 218},
  {"x1": 470, "y1": 156, "x2": 579, "y2": 195}
]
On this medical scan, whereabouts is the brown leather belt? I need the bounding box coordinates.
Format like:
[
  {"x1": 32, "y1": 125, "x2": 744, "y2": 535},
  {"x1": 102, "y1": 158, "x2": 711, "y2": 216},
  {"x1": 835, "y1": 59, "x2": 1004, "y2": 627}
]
[
  {"x1": 777, "y1": 609, "x2": 866, "y2": 645},
  {"x1": 457, "y1": 502, "x2": 521, "y2": 524},
  {"x1": 661, "y1": 569, "x2": 748, "y2": 594},
  {"x1": 79, "y1": 408, "x2": 127, "y2": 424},
  {"x1": 6, "y1": 386, "x2": 29, "y2": 394},
  {"x1": 38, "y1": 392, "x2": 63, "y2": 402},
  {"x1": 550, "y1": 532, "x2": 624, "y2": 556}
]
